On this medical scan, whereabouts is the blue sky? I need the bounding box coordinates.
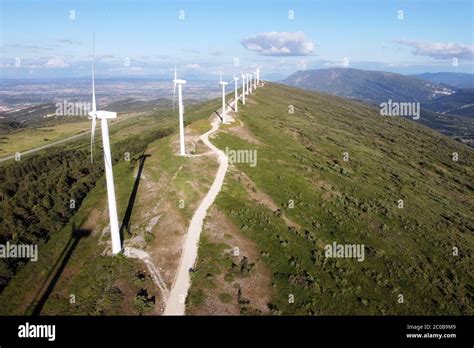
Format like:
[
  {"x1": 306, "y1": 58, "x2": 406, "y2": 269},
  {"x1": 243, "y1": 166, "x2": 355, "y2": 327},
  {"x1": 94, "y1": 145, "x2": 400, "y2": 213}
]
[{"x1": 1, "y1": 0, "x2": 473, "y2": 79}]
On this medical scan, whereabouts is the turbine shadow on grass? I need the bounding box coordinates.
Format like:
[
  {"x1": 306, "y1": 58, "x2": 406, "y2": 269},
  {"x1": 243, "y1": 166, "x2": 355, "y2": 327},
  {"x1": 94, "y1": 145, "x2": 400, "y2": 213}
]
[
  {"x1": 31, "y1": 224, "x2": 91, "y2": 315},
  {"x1": 214, "y1": 110, "x2": 223, "y2": 122},
  {"x1": 120, "y1": 154, "x2": 150, "y2": 240},
  {"x1": 226, "y1": 102, "x2": 235, "y2": 112}
]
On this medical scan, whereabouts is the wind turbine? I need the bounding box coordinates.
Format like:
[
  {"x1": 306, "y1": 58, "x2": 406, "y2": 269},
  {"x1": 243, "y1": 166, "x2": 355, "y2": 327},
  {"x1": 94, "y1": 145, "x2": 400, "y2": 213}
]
[
  {"x1": 253, "y1": 70, "x2": 258, "y2": 89},
  {"x1": 219, "y1": 72, "x2": 228, "y2": 123},
  {"x1": 256, "y1": 68, "x2": 260, "y2": 86},
  {"x1": 241, "y1": 73, "x2": 246, "y2": 105},
  {"x1": 249, "y1": 74, "x2": 253, "y2": 93},
  {"x1": 233, "y1": 75, "x2": 239, "y2": 112},
  {"x1": 173, "y1": 66, "x2": 186, "y2": 156},
  {"x1": 89, "y1": 35, "x2": 121, "y2": 255},
  {"x1": 245, "y1": 73, "x2": 250, "y2": 95}
]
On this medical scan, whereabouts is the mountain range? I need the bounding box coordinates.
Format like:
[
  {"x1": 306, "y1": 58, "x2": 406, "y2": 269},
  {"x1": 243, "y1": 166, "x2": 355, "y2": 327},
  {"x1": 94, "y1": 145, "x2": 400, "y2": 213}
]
[
  {"x1": 411, "y1": 72, "x2": 474, "y2": 89},
  {"x1": 282, "y1": 68, "x2": 457, "y2": 103},
  {"x1": 281, "y1": 68, "x2": 474, "y2": 144}
]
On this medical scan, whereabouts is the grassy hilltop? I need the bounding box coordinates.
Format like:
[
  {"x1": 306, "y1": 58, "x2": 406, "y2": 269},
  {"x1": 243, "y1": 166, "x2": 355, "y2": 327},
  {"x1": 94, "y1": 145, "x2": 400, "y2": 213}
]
[{"x1": 188, "y1": 83, "x2": 473, "y2": 315}]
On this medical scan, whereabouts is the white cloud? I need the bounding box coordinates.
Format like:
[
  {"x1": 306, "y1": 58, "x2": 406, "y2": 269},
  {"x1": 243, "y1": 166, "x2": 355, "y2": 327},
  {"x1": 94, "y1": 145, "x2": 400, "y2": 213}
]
[
  {"x1": 395, "y1": 40, "x2": 474, "y2": 60},
  {"x1": 45, "y1": 56, "x2": 69, "y2": 68},
  {"x1": 241, "y1": 31, "x2": 314, "y2": 56}
]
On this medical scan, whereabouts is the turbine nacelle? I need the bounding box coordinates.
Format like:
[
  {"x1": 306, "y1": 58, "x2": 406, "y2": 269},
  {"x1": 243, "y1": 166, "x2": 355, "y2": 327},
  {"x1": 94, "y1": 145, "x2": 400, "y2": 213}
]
[
  {"x1": 218, "y1": 72, "x2": 228, "y2": 86},
  {"x1": 173, "y1": 79, "x2": 186, "y2": 85}
]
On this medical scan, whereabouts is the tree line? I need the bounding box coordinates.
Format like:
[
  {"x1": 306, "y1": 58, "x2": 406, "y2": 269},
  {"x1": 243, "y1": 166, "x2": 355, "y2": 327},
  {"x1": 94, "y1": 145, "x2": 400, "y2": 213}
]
[{"x1": 0, "y1": 126, "x2": 173, "y2": 292}]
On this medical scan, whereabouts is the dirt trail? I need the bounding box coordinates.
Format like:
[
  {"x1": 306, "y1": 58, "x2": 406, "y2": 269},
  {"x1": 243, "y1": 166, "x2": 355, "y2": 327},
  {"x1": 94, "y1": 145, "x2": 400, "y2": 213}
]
[
  {"x1": 163, "y1": 101, "x2": 234, "y2": 315},
  {"x1": 121, "y1": 88, "x2": 254, "y2": 315}
]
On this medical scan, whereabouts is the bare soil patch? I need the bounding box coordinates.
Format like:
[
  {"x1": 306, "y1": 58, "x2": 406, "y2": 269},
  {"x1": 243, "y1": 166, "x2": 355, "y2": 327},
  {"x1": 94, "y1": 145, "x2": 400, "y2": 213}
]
[{"x1": 195, "y1": 206, "x2": 273, "y2": 315}]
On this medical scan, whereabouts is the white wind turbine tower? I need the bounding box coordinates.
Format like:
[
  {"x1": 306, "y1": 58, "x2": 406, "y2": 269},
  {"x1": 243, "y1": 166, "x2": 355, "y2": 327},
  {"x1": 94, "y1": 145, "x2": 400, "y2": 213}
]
[
  {"x1": 253, "y1": 70, "x2": 258, "y2": 89},
  {"x1": 233, "y1": 75, "x2": 240, "y2": 112},
  {"x1": 256, "y1": 68, "x2": 260, "y2": 86},
  {"x1": 249, "y1": 74, "x2": 253, "y2": 93},
  {"x1": 219, "y1": 72, "x2": 228, "y2": 123},
  {"x1": 89, "y1": 36, "x2": 121, "y2": 255},
  {"x1": 246, "y1": 73, "x2": 250, "y2": 95},
  {"x1": 241, "y1": 73, "x2": 246, "y2": 105},
  {"x1": 173, "y1": 66, "x2": 186, "y2": 156}
]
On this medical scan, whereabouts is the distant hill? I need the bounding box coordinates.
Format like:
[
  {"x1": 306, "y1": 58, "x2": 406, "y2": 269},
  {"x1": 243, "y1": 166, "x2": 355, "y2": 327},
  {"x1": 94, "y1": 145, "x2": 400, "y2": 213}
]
[
  {"x1": 423, "y1": 88, "x2": 474, "y2": 117},
  {"x1": 281, "y1": 68, "x2": 473, "y2": 141},
  {"x1": 0, "y1": 103, "x2": 57, "y2": 125},
  {"x1": 0, "y1": 99, "x2": 174, "y2": 135},
  {"x1": 412, "y1": 72, "x2": 474, "y2": 89},
  {"x1": 281, "y1": 68, "x2": 455, "y2": 103},
  {"x1": 105, "y1": 98, "x2": 173, "y2": 113},
  {"x1": 418, "y1": 108, "x2": 474, "y2": 146}
]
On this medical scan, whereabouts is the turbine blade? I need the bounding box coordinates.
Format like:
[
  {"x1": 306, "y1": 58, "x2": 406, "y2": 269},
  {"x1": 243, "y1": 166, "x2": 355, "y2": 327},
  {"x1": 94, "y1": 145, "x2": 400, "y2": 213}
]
[
  {"x1": 92, "y1": 33, "x2": 97, "y2": 112},
  {"x1": 173, "y1": 66, "x2": 177, "y2": 112},
  {"x1": 173, "y1": 83, "x2": 177, "y2": 112},
  {"x1": 90, "y1": 116, "x2": 96, "y2": 163}
]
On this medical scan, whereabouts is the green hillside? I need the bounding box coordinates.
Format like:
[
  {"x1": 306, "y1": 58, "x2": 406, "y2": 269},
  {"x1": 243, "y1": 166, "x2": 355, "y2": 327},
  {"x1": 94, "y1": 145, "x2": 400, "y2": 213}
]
[
  {"x1": 1, "y1": 82, "x2": 472, "y2": 316},
  {"x1": 423, "y1": 88, "x2": 474, "y2": 117},
  {"x1": 188, "y1": 83, "x2": 474, "y2": 315},
  {"x1": 0, "y1": 98, "x2": 220, "y2": 314}
]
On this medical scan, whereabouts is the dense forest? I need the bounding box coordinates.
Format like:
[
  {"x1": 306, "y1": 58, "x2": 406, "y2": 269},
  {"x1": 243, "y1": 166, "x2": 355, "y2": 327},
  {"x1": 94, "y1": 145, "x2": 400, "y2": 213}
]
[{"x1": 0, "y1": 127, "x2": 173, "y2": 292}]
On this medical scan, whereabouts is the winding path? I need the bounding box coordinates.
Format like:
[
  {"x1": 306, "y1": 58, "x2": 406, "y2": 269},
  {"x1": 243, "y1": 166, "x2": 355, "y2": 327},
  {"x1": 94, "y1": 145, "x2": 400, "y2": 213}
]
[{"x1": 163, "y1": 106, "x2": 232, "y2": 315}]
